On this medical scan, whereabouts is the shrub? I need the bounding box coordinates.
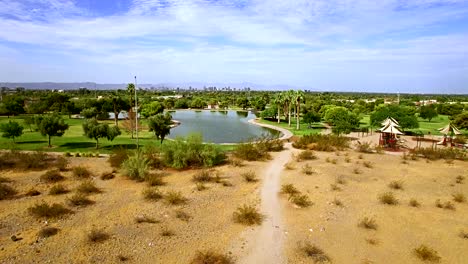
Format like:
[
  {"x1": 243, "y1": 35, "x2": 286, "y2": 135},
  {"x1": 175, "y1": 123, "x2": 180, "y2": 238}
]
[
  {"x1": 410, "y1": 147, "x2": 467, "y2": 161},
  {"x1": 0, "y1": 176, "x2": 10, "y2": 183},
  {"x1": 55, "y1": 156, "x2": 69, "y2": 171},
  {"x1": 409, "y1": 199, "x2": 420, "y2": 207},
  {"x1": 100, "y1": 172, "x2": 115, "y2": 180},
  {"x1": 345, "y1": 157, "x2": 351, "y2": 163},
  {"x1": 289, "y1": 194, "x2": 312, "y2": 207},
  {"x1": 255, "y1": 136, "x2": 284, "y2": 152},
  {"x1": 460, "y1": 230, "x2": 468, "y2": 239},
  {"x1": 357, "y1": 142, "x2": 373, "y2": 153},
  {"x1": 87, "y1": 229, "x2": 110, "y2": 243},
  {"x1": 358, "y1": 154, "x2": 363, "y2": 159},
  {"x1": 0, "y1": 183, "x2": 17, "y2": 200},
  {"x1": 353, "y1": 168, "x2": 361, "y2": 174},
  {"x1": 49, "y1": 184, "x2": 69, "y2": 195},
  {"x1": 175, "y1": 210, "x2": 191, "y2": 221},
  {"x1": 330, "y1": 184, "x2": 341, "y2": 191},
  {"x1": 452, "y1": 193, "x2": 466, "y2": 203},
  {"x1": 456, "y1": 175, "x2": 465, "y2": 184},
  {"x1": 284, "y1": 162, "x2": 295, "y2": 170},
  {"x1": 281, "y1": 184, "x2": 300, "y2": 196},
  {"x1": 297, "y1": 150, "x2": 317, "y2": 161},
  {"x1": 143, "y1": 188, "x2": 163, "y2": 201},
  {"x1": 358, "y1": 217, "x2": 378, "y2": 230},
  {"x1": 242, "y1": 171, "x2": 258, "y2": 182},
  {"x1": 366, "y1": 238, "x2": 379, "y2": 245},
  {"x1": 335, "y1": 176, "x2": 346, "y2": 185},
  {"x1": 143, "y1": 144, "x2": 163, "y2": 169},
  {"x1": 332, "y1": 197, "x2": 343, "y2": 207},
  {"x1": 435, "y1": 200, "x2": 455, "y2": 210},
  {"x1": 18, "y1": 151, "x2": 51, "y2": 170},
  {"x1": 25, "y1": 188, "x2": 41, "y2": 196},
  {"x1": 135, "y1": 215, "x2": 159, "y2": 224},
  {"x1": 233, "y1": 142, "x2": 270, "y2": 161},
  {"x1": 292, "y1": 134, "x2": 350, "y2": 151},
  {"x1": 108, "y1": 148, "x2": 129, "y2": 168},
  {"x1": 229, "y1": 157, "x2": 244, "y2": 167},
  {"x1": 67, "y1": 194, "x2": 94, "y2": 207},
  {"x1": 164, "y1": 191, "x2": 188, "y2": 205},
  {"x1": 299, "y1": 242, "x2": 331, "y2": 263},
  {"x1": 76, "y1": 180, "x2": 100, "y2": 194},
  {"x1": 192, "y1": 170, "x2": 213, "y2": 182},
  {"x1": 160, "y1": 228, "x2": 175, "y2": 237},
  {"x1": 362, "y1": 161, "x2": 373, "y2": 168},
  {"x1": 302, "y1": 164, "x2": 314, "y2": 175},
  {"x1": 190, "y1": 250, "x2": 234, "y2": 264},
  {"x1": 122, "y1": 151, "x2": 149, "y2": 181},
  {"x1": 378, "y1": 192, "x2": 398, "y2": 205},
  {"x1": 146, "y1": 173, "x2": 165, "y2": 186},
  {"x1": 38, "y1": 227, "x2": 60, "y2": 238},
  {"x1": 40, "y1": 170, "x2": 64, "y2": 183},
  {"x1": 72, "y1": 166, "x2": 91, "y2": 178},
  {"x1": 233, "y1": 204, "x2": 263, "y2": 225},
  {"x1": 413, "y1": 245, "x2": 441, "y2": 262},
  {"x1": 28, "y1": 202, "x2": 72, "y2": 218},
  {"x1": 388, "y1": 180, "x2": 404, "y2": 190}
]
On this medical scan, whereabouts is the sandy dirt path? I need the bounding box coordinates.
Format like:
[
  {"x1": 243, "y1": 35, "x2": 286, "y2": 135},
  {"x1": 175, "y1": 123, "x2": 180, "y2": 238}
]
[{"x1": 239, "y1": 143, "x2": 294, "y2": 264}]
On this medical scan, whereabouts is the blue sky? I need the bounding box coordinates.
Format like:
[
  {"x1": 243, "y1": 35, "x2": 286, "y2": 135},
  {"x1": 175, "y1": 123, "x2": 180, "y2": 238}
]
[{"x1": 1, "y1": 0, "x2": 468, "y2": 93}]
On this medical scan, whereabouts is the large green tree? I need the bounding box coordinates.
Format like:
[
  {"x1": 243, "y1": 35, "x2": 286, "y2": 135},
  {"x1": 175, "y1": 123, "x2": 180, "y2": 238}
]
[
  {"x1": 0, "y1": 121, "x2": 23, "y2": 142},
  {"x1": 293, "y1": 90, "x2": 305, "y2": 130},
  {"x1": 36, "y1": 115, "x2": 69, "y2": 147},
  {"x1": 453, "y1": 112, "x2": 468, "y2": 130},
  {"x1": 272, "y1": 93, "x2": 283, "y2": 123},
  {"x1": 370, "y1": 105, "x2": 419, "y2": 130},
  {"x1": 141, "y1": 101, "x2": 164, "y2": 118},
  {"x1": 148, "y1": 112, "x2": 172, "y2": 144},
  {"x1": 419, "y1": 105, "x2": 438, "y2": 122},
  {"x1": 82, "y1": 118, "x2": 121, "y2": 149},
  {"x1": 324, "y1": 106, "x2": 360, "y2": 135}
]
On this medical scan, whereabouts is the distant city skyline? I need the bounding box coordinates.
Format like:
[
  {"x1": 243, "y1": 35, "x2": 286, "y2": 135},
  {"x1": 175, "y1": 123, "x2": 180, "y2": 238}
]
[{"x1": 1, "y1": 0, "x2": 468, "y2": 94}]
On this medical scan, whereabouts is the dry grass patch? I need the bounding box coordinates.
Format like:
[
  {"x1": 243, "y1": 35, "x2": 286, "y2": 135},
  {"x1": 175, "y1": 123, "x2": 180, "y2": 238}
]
[
  {"x1": 281, "y1": 184, "x2": 300, "y2": 196},
  {"x1": 100, "y1": 172, "x2": 115, "y2": 180},
  {"x1": 332, "y1": 197, "x2": 343, "y2": 207},
  {"x1": 297, "y1": 150, "x2": 317, "y2": 161},
  {"x1": 38, "y1": 227, "x2": 60, "y2": 238},
  {"x1": 164, "y1": 191, "x2": 188, "y2": 205},
  {"x1": 192, "y1": 170, "x2": 213, "y2": 183},
  {"x1": 28, "y1": 202, "x2": 72, "y2": 218},
  {"x1": 353, "y1": 168, "x2": 361, "y2": 174},
  {"x1": 299, "y1": 242, "x2": 331, "y2": 263},
  {"x1": 289, "y1": 194, "x2": 312, "y2": 207},
  {"x1": 378, "y1": 192, "x2": 398, "y2": 205},
  {"x1": 160, "y1": 228, "x2": 175, "y2": 237},
  {"x1": 302, "y1": 164, "x2": 314, "y2": 175},
  {"x1": 175, "y1": 210, "x2": 191, "y2": 221},
  {"x1": 76, "y1": 180, "x2": 101, "y2": 194},
  {"x1": 40, "y1": 170, "x2": 64, "y2": 183},
  {"x1": 284, "y1": 162, "x2": 295, "y2": 170},
  {"x1": 87, "y1": 229, "x2": 110, "y2": 243},
  {"x1": 55, "y1": 156, "x2": 69, "y2": 171},
  {"x1": 362, "y1": 161, "x2": 373, "y2": 168},
  {"x1": 330, "y1": 183, "x2": 341, "y2": 191},
  {"x1": 49, "y1": 184, "x2": 69, "y2": 195},
  {"x1": 413, "y1": 245, "x2": 441, "y2": 262},
  {"x1": 72, "y1": 166, "x2": 91, "y2": 179},
  {"x1": 335, "y1": 176, "x2": 346, "y2": 185},
  {"x1": 388, "y1": 180, "x2": 404, "y2": 190},
  {"x1": 143, "y1": 188, "x2": 163, "y2": 201},
  {"x1": 345, "y1": 157, "x2": 351, "y2": 163},
  {"x1": 135, "y1": 215, "x2": 159, "y2": 224},
  {"x1": 196, "y1": 182, "x2": 207, "y2": 191},
  {"x1": 0, "y1": 183, "x2": 17, "y2": 200},
  {"x1": 435, "y1": 200, "x2": 455, "y2": 210},
  {"x1": 366, "y1": 238, "x2": 379, "y2": 245},
  {"x1": 67, "y1": 193, "x2": 94, "y2": 207},
  {"x1": 242, "y1": 171, "x2": 258, "y2": 182},
  {"x1": 452, "y1": 193, "x2": 466, "y2": 203},
  {"x1": 0, "y1": 176, "x2": 11, "y2": 183},
  {"x1": 358, "y1": 217, "x2": 378, "y2": 230},
  {"x1": 229, "y1": 157, "x2": 244, "y2": 167},
  {"x1": 190, "y1": 250, "x2": 234, "y2": 264},
  {"x1": 233, "y1": 204, "x2": 263, "y2": 225},
  {"x1": 146, "y1": 173, "x2": 166, "y2": 186},
  {"x1": 459, "y1": 230, "x2": 468, "y2": 239},
  {"x1": 455, "y1": 175, "x2": 465, "y2": 184},
  {"x1": 25, "y1": 188, "x2": 41, "y2": 196},
  {"x1": 409, "y1": 199, "x2": 421, "y2": 207}
]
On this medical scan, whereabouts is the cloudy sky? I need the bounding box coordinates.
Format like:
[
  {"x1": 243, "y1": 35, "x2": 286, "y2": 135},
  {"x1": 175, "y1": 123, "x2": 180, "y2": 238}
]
[{"x1": 1, "y1": 0, "x2": 468, "y2": 93}]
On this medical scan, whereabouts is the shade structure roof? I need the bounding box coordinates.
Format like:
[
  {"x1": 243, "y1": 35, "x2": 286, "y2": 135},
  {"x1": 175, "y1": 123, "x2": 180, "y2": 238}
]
[
  {"x1": 438, "y1": 123, "x2": 462, "y2": 135},
  {"x1": 380, "y1": 123, "x2": 404, "y2": 135},
  {"x1": 381, "y1": 117, "x2": 400, "y2": 127}
]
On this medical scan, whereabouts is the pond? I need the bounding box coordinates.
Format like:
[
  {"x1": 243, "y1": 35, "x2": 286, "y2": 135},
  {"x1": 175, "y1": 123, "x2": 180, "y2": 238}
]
[{"x1": 167, "y1": 110, "x2": 281, "y2": 143}]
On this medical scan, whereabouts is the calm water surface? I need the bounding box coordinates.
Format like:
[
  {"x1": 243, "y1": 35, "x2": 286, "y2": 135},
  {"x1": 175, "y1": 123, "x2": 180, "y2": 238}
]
[{"x1": 168, "y1": 110, "x2": 280, "y2": 143}]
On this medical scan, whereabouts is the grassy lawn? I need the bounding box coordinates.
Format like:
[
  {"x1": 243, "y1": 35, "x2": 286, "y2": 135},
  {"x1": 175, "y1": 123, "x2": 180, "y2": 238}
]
[{"x1": 258, "y1": 118, "x2": 324, "y2": 136}]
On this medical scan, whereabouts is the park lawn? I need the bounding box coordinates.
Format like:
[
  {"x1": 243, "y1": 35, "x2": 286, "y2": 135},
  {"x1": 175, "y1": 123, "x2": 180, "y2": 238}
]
[{"x1": 258, "y1": 118, "x2": 324, "y2": 136}]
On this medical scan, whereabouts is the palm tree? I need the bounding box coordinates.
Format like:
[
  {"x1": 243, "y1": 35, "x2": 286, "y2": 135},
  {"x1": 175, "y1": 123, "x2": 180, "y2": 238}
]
[
  {"x1": 272, "y1": 93, "x2": 283, "y2": 123},
  {"x1": 294, "y1": 90, "x2": 305, "y2": 130},
  {"x1": 285, "y1": 90, "x2": 295, "y2": 127}
]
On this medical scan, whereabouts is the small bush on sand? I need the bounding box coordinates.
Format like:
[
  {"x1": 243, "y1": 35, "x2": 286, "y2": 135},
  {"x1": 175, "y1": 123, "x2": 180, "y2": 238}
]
[
  {"x1": 281, "y1": 184, "x2": 300, "y2": 196},
  {"x1": 135, "y1": 215, "x2": 159, "y2": 224},
  {"x1": 452, "y1": 193, "x2": 466, "y2": 203},
  {"x1": 299, "y1": 242, "x2": 331, "y2": 263},
  {"x1": 358, "y1": 217, "x2": 378, "y2": 230},
  {"x1": 233, "y1": 142, "x2": 270, "y2": 161},
  {"x1": 289, "y1": 194, "x2": 312, "y2": 207},
  {"x1": 332, "y1": 197, "x2": 343, "y2": 207},
  {"x1": 76, "y1": 180, "x2": 100, "y2": 194},
  {"x1": 196, "y1": 182, "x2": 207, "y2": 191},
  {"x1": 0, "y1": 183, "x2": 17, "y2": 200},
  {"x1": 378, "y1": 192, "x2": 398, "y2": 205},
  {"x1": 302, "y1": 164, "x2": 314, "y2": 175},
  {"x1": 87, "y1": 229, "x2": 110, "y2": 243},
  {"x1": 100, "y1": 172, "x2": 115, "y2": 180},
  {"x1": 25, "y1": 188, "x2": 41, "y2": 196},
  {"x1": 117, "y1": 255, "x2": 129, "y2": 262},
  {"x1": 357, "y1": 142, "x2": 373, "y2": 153},
  {"x1": 284, "y1": 162, "x2": 295, "y2": 170},
  {"x1": 335, "y1": 176, "x2": 346, "y2": 185},
  {"x1": 28, "y1": 202, "x2": 72, "y2": 218},
  {"x1": 160, "y1": 228, "x2": 175, "y2": 237},
  {"x1": 122, "y1": 151, "x2": 149, "y2": 181},
  {"x1": 409, "y1": 199, "x2": 421, "y2": 207},
  {"x1": 297, "y1": 150, "x2": 317, "y2": 161},
  {"x1": 72, "y1": 166, "x2": 91, "y2": 178},
  {"x1": 455, "y1": 175, "x2": 465, "y2": 184},
  {"x1": 55, "y1": 156, "x2": 69, "y2": 171},
  {"x1": 358, "y1": 154, "x2": 364, "y2": 159},
  {"x1": 292, "y1": 134, "x2": 350, "y2": 151},
  {"x1": 40, "y1": 170, "x2": 64, "y2": 183},
  {"x1": 242, "y1": 171, "x2": 258, "y2": 182},
  {"x1": 233, "y1": 204, "x2": 263, "y2": 225},
  {"x1": 330, "y1": 184, "x2": 341, "y2": 191},
  {"x1": 413, "y1": 245, "x2": 441, "y2": 262},
  {"x1": 362, "y1": 161, "x2": 373, "y2": 168},
  {"x1": 108, "y1": 148, "x2": 129, "y2": 168},
  {"x1": 366, "y1": 238, "x2": 379, "y2": 245},
  {"x1": 459, "y1": 230, "x2": 468, "y2": 239},
  {"x1": 49, "y1": 184, "x2": 69, "y2": 195},
  {"x1": 165, "y1": 191, "x2": 188, "y2": 205},
  {"x1": 67, "y1": 193, "x2": 94, "y2": 207},
  {"x1": 388, "y1": 180, "x2": 404, "y2": 190},
  {"x1": 190, "y1": 250, "x2": 234, "y2": 264},
  {"x1": 146, "y1": 173, "x2": 165, "y2": 186},
  {"x1": 143, "y1": 188, "x2": 163, "y2": 201},
  {"x1": 353, "y1": 168, "x2": 361, "y2": 174},
  {"x1": 435, "y1": 200, "x2": 455, "y2": 210},
  {"x1": 175, "y1": 210, "x2": 191, "y2": 221},
  {"x1": 410, "y1": 147, "x2": 466, "y2": 161},
  {"x1": 229, "y1": 157, "x2": 244, "y2": 167},
  {"x1": 192, "y1": 170, "x2": 213, "y2": 182},
  {"x1": 345, "y1": 157, "x2": 351, "y2": 163},
  {"x1": 38, "y1": 227, "x2": 60, "y2": 238}
]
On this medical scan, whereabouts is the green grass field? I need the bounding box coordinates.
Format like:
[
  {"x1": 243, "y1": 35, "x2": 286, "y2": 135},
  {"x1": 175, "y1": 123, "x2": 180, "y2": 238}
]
[{"x1": 258, "y1": 118, "x2": 324, "y2": 136}]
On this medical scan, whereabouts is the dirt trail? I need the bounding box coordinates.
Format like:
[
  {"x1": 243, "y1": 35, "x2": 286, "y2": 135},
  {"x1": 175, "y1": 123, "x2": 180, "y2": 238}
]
[{"x1": 239, "y1": 143, "x2": 294, "y2": 264}]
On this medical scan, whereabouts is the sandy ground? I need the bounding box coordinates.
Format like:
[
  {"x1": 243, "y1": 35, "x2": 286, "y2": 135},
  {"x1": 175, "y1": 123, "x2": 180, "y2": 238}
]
[
  {"x1": 0, "y1": 156, "x2": 270, "y2": 264},
  {"x1": 281, "y1": 150, "x2": 468, "y2": 263}
]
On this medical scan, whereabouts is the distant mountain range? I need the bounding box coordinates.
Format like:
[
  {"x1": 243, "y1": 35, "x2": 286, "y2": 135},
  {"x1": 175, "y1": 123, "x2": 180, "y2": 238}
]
[{"x1": 1, "y1": 82, "x2": 300, "y2": 91}]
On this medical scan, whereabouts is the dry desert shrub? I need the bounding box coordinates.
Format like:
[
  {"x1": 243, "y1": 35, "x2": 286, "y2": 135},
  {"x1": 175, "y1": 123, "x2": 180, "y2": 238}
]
[
  {"x1": 299, "y1": 242, "x2": 331, "y2": 263},
  {"x1": 72, "y1": 166, "x2": 91, "y2": 178},
  {"x1": 289, "y1": 194, "x2": 312, "y2": 207},
  {"x1": 281, "y1": 184, "x2": 300, "y2": 196},
  {"x1": 229, "y1": 157, "x2": 244, "y2": 167},
  {"x1": 362, "y1": 161, "x2": 373, "y2": 168},
  {"x1": 332, "y1": 197, "x2": 343, "y2": 207},
  {"x1": 459, "y1": 230, "x2": 468, "y2": 239},
  {"x1": 49, "y1": 184, "x2": 69, "y2": 195},
  {"x1": 55, "y1": 156, "x2": 69, "y2": 171},
  {"x1": 67, "y1": 194, "x2": 94, "y2": 207},
  {"x1": 175, "y1": 210, "x2": 191, "y2": 221},
  {"x1": 452, "y1": 193, "x2": 466, "y2": 203},
  {"x1": 284, "y1": 162, "x2": 295, "y2": 170},
  {"x1": 142, "y1": 188, "x2": 163, "y2": 201},
  {"x1": 87, "y1": 229, "x2": 110, "y2": 243},
  {"x1": 146, "y1": 173, "x2": 166, "y2": 186},
  {"x1": 40, "y1": 170, "x2": 64, "y2": 183},
  {"x1": 0, "y1": 183, "x2": 17, "y2": 200},
  {"x1": 455, "y1": 175, "x2": 465, "y2": 184},
  {"x1": 25, "y1": 188, "x2": 41, "y2": 196},
  {"x1": 38, "y1": 227, "x2": 60, "y2": 238},
  {"x1": 242, "y1": 171, "x2": 258, "y2": 182},
  {"x1": 413, "y1": 245, "x2": 441, "y2": 262},
  {"x1": 28, "y1": 202, "x2": 72, "y2": 218},
  {"x1": 233, "y1": 204, "x2": 263, "y2": 226},
  {"x1": 409, "y1": 199, "x2": 421, "y2": 207},
  {"x1": 335, "y1": 176, "x2": 346, "y2": 185},
  {"x1": 435, "y1": 200, "x2": 455, "y2": 210},
  {"x1": 190, "y1": 250, "x2": 234, "y2": 264},
  {"x1": 100, "y1": 172, "x2": 115, "y2": 180},
  {"x1": 330, "y1": 184, "x2": 341, "y2": 191},
  {"x1": 196, "y1": 182, "x2": 207, "y2": 191},
  {"x1": 302, "y1": 164, "x2": 314, "y2": 175},
  {"x1": 378, "y1": 192, "x2": 398, "y2": 205},
  {"x1": 388, "y1": 180, "x2": 404, "y2": 190},
  {"x1": 76, "y1": 180, "x2": 100, "y2": 194},
  {"x1": 160, "y1": 228, "x2": 175, "y2": 237},
  {"x1": 297, "y1": 150, "x2": 317, "y2": 161},
  {"x1": 108, "y1": 148, "x2": 129, "y2": 168},
  {"x1": 358, "y1": 217, "x2": 378, "y2": 230},
  {"x1": 192, "y1": 170, "x2": 213, "y2": 183},
  {"x1": 165, "y1": 191, "x2": 188, "y2": 205}
]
